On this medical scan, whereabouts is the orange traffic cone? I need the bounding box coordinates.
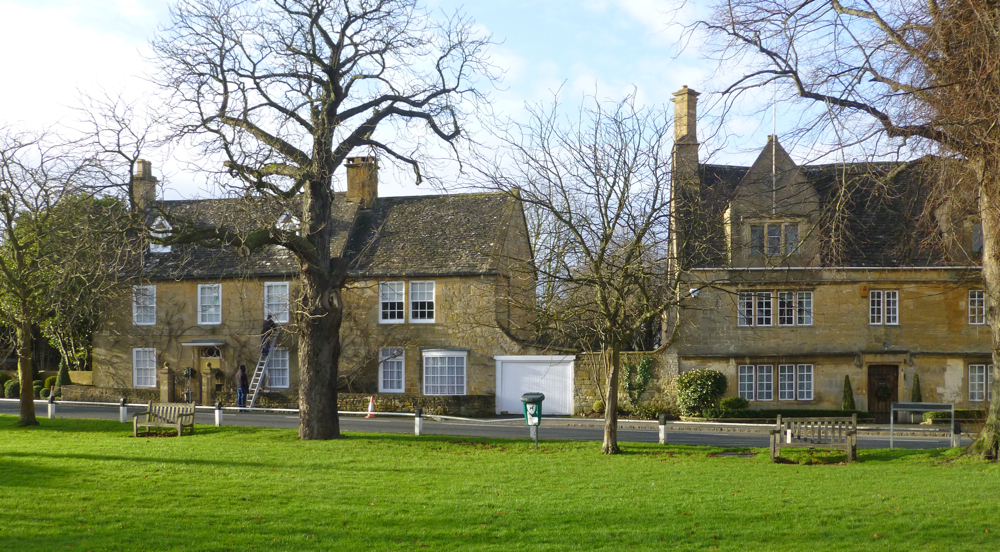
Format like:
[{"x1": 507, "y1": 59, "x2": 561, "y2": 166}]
[{"x1": 366, "y1": 396, "x2": 376, "y2": 418}]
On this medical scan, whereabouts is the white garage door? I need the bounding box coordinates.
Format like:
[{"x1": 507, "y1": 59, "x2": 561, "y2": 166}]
[{"x1": 495, "y1": 356, "x2": 575, "y2": 416}]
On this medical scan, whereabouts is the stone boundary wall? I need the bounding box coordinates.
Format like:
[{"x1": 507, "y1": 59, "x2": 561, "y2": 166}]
[
  {"x1": 340, "y1": 393, "x2": 494, "y2": 417},
  {"x1": 573, "y1": 350, "x2": 679, "y2": 415},
  {"x1": 60, "y1": 385, "x2": 493, "y2": 416},
  {"x1": 61, "y1": 385, "x2": 160, "y2": 404}
]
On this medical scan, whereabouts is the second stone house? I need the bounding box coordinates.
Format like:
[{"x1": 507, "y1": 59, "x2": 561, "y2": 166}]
[
  {"x1": 89, "y1": 157, "x2": 551, "y2": 416},
  {"x1": 667, "y1": 86, "x2": 991, "y2": 422}
]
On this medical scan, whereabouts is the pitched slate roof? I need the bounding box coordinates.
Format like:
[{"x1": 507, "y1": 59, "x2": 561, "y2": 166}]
[
  {"x1": 344, "y1": 193, "x2": 516, "y2": 277},
  {"x1": 692, "y1": 155, "x2": 972, "y2": 268},
  {"x1": 143, "y1": 191, "x2": 517, "y2": 280}
]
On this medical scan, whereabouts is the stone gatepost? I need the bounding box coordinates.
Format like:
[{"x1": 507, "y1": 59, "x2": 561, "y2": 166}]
[{"x1": 159, "y1": 362, "x2": 174, "y2": 403}]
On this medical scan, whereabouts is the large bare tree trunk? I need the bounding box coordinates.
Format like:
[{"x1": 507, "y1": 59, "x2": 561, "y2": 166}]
[
  {"x1": 973, "y1": 164, "x2": 1000, "y2": 458},
  {"x1": 297, "y1": 285, "x2": 343, "y2": 440},
  {"x1": 16, "y1": 317, "x2": 37, "y2": 427},
  {"x1": 602, "y1": 342, "x2": 621, "y2": 454}
]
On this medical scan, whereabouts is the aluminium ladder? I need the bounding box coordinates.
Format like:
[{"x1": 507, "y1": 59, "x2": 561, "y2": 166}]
[{"x1": 247, "y1": 326, "x2": 280, "y2": 409}]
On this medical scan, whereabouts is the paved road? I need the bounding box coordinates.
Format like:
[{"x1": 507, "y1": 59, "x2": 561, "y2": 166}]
[{"x1": 0, "y1": 401, "x2": 966, "y2": 449}]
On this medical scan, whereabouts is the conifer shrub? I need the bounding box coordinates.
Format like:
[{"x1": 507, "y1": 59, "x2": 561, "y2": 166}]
[
  {"x1": 842, "y1": 375, "x2": 856, "y2": 411},
  {"x1": 911, "y1": 374, "x2": 923, "y2": 402}
]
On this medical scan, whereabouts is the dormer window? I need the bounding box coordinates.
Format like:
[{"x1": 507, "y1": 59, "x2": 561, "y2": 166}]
[
  {"x1": 750, "y1": 221, "x2": 798, "y2": 256},
  {"x1": 276, "y1": 211, "x2": 300, "y2": 234},
  {"x1": 149, "y1": 217, "x2": 172, "y2": 254}
]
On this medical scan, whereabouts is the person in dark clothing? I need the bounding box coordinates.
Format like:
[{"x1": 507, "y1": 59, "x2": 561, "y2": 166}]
[
  {"x1": 235, "y1": 364, "x2": 249, "y2": 408},
  {"x1": 262, "y1": 315, "x2": 278, "y2": 357}
]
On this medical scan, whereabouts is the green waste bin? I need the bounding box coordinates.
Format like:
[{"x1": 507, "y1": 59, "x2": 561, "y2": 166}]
[{"x1": 521, "y1": 393, "x2": 545, "y2": 448}]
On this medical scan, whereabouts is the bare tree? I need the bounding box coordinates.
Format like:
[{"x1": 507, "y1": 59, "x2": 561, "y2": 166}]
[
  {"x1": 0, "y1": 130, "x2": 136, "y2": 425},
  {"x1": 475, "y1": 92, "x2": 678, "y2": 454},
  {"x1": 151, "y1": 0, "x2": 495, "y2": 439},
  {"x1": 696, "y1": 0, "x2": 1000, "y2": 457}
]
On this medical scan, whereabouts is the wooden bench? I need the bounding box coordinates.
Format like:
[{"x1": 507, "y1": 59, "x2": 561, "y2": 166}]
[
  {"x1": 133, "y1": 402, "x2": 196, "y2": 437},
  {"x1": 769, "y1": 414, "x2": 857, "y2": 463}
]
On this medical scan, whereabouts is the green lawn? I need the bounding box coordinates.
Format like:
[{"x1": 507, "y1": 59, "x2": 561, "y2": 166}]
[{"x1": 1, "y1": 416, "x2": 998, "y2": 551}]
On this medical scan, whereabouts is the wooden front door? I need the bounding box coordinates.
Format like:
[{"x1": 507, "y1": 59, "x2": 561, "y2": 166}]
[{"x1": 868, "y1": 365, "x2": 899, "y2": 423}]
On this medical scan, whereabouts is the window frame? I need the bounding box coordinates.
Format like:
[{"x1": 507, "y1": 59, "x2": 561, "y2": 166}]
[
  {"x1": 132, "y1": 348, "x2": 157, "y2": 388},
  {"x1": 197, "y1": 283, "x2": 222, "y2": 325},
  {"x1": 738, "y1": 364, "x2": 774, "y2": 402},
  {"x1": 379, "y1": 347, "x2": 405, "y2": 393},
  {"x1": 869, "y1": 290, "x2": 900, "y2": 326},
  {"x1": 970, "y1": 290, "x2": 986, "y2": 325},
  {"x1": 149, "y1": 217, "x2": 172, "y2": 254},
  {"x1": 264, "y1": 281, "x2": 290, "y2": 324},
  {"x1": 748, "y1": 221, "x2": 800, "y2": 257},
  {"x1": 132, "y1": 285, "x2": 156, "y2": 326},
  {"x1": 379, "y1": 281, "x2": 405, "y2": 324},
  {"x1": 409, "y1": 281, "x2": 436, "y2": 324},
  {"x1": 776, "y1": 364, "x2": 814, "y2": 401},
  {"x1": 265, "y1": 348, "x2": 290, "y2": 389},
  {"x1": 422, "y1": 350, "x2": 467, "y2": 396},
  {"x1": 738, "y1": 290, "x2": 812, "y2": 327}
]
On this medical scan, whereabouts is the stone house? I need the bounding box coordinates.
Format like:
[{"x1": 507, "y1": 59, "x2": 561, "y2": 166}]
[
  {"x1": 88, "y1": 157, "x2": 540, "y2": 416},
  {"x1": 667, "y1": 86, "x2": 991, "y2": 422}
]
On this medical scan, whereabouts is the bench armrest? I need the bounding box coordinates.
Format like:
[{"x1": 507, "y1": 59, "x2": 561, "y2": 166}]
[{"x1": 132, "y1": 410, "x2": 152, "y2": 420}]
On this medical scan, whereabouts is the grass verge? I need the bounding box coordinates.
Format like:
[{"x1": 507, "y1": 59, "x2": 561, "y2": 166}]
[{"x1": 1, "y1": 415, "x2": 998, "y2": 551}]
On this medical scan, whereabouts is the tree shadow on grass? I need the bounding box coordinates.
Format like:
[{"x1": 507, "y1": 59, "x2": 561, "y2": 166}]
[{"x1": 0, "y1": 458, "x2": 73, "y2": 487}]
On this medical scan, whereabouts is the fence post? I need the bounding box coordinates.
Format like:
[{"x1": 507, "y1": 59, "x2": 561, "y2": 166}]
[
  {"x1": 215, "y1": 401, "x2": 223, "y2": 427},
  {"x1": 658, "y1": 412, "x2": 667, "y2": 445},
  {"x1": 414, "y1": 407, "x2": 423, "y2": 436},
  {"x1": 47, "y1": 390, "x2": 56, "y2": 419},
  {"x1": 119, "y1": 397, "x2": 128, "y2": 423}
]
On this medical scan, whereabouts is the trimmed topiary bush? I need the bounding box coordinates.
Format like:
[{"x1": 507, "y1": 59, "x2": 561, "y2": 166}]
[
  {"x1": 842, "y1": 375, "x2": 856, "y2": 411},
  {"x1": 4, "y1": 379, "x2": 20, "y2": 398},
  {"x1": 44, "y1": 376, "x2": 57, "y2": 390},
  {"x1": 676, "y1": 369, "x2": 727, "y2": 417},
  {"x1": 911, "y1": 374, "x2": 923, "y2": 402},
  {"x1": 592, "y1": 399, "x2": 605, "y2": 414},
  {"x1": 720, "y1": 396, "x2": 749, "y2": 411},
  {"x1": 56, "y1": 362, "x2": 71, "y2": 387},
  {"x1": 39, "y1": 387, "x2": 51, "y2": 399},
  {"x1": 32, "y1": 379, "x2": 43, "y2": 398}
]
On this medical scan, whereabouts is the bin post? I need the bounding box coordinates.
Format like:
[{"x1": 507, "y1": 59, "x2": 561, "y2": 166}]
[
  {"x1": 658, "y1": 412, "x2": 668, "y2": 445},
  {"x1": 119, "y1": 397, "x2": 128, "y2": 424},
  {"x1": 47, "y1": 390, "x2": 56, "y2": 419},
  {"x1": 215, "y1": 401, "x2": 223, "y2": 427},
  {"x1": 521, "y1": 393, "x2": 545, "y2": 449},
  {"x1": 414, "y1": 408, "x2": 423, "y2": 436}
]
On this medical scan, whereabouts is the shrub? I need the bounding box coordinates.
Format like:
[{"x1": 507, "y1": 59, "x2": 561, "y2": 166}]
[
  {"x1": 911, "y1": 374, "x2": 923, "y2": 403},
  {"x1": 842, "y1": 375, "x2": 856, "y2": 411},
  {"x1": 0, "y1": 373, "x2": 10, "y2": 388},
  {"x1": 676, "y1": 369, "x2": 727, "y2": 417},
  {"x1": 32, "y1": 380, "x2": 43, "y2": 398},
  {"x1": 44, "y1": 376, "x2": 57, "y2": 390},
  {"x1": 701, "y1": 408, "x2": 870, "y2": 420},
  {"x1": 39, "y1": 388, "x2": 50, "y2": 399},
  {"x1": 720, "y1": 396, "x2": 749, "y2": 411},
  {"x1": 4, "y1": 379, "x2": 19, "y2": 398},
  {"x1": 592, "y1": 399, "x2": 605, "y2": 414},
  {"x1": 923, "y1": 410, "x2": 984, "y2": 421},
  {"x1": 56, "y1": 362, "x2": 71, "y2": 387},
  {"x1": 629, "y1": 400, "x2": 674, "y2": 420}
]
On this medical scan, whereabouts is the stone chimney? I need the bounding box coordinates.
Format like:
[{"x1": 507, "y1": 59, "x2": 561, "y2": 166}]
[
  {"x1": 345, "y1": 156, "x2": 378, "y2": 208},
  {"x1": 669, "y1": 86, "x2": 702, "y2": 276},
  {"x1": 671, "y1": 86, "x2": 700, "y2": 193},
  {"x1": 132, "y1": 159, "x2": 157, "y2": 212}
]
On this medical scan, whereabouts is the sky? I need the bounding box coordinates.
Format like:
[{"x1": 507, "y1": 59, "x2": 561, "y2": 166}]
[{"x1": 0, "y1": 0, "x2": 782, "y2": 200}]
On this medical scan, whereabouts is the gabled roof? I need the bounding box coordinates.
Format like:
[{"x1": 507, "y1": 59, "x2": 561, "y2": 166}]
[
  {"x1": 142, "y1": 191, "x2": 520, "y2": 280},
  {"x1": 344, "y1": 192, "x2": 518, "y2": 277},
  {"x1": 691, "y1": 147, "x2": 975, "y2": 269}
]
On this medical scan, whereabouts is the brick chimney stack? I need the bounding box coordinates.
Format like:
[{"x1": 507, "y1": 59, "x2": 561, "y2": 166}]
[
  {"x1": 345, "y1": 156, "x2": 378, "y2": 209},
  {"x1": 132, "y1": 159, "x2": 157, "y2": 212},
  {"x1": 671, "y1": 86, "x2": 700, "y2": 193}
]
